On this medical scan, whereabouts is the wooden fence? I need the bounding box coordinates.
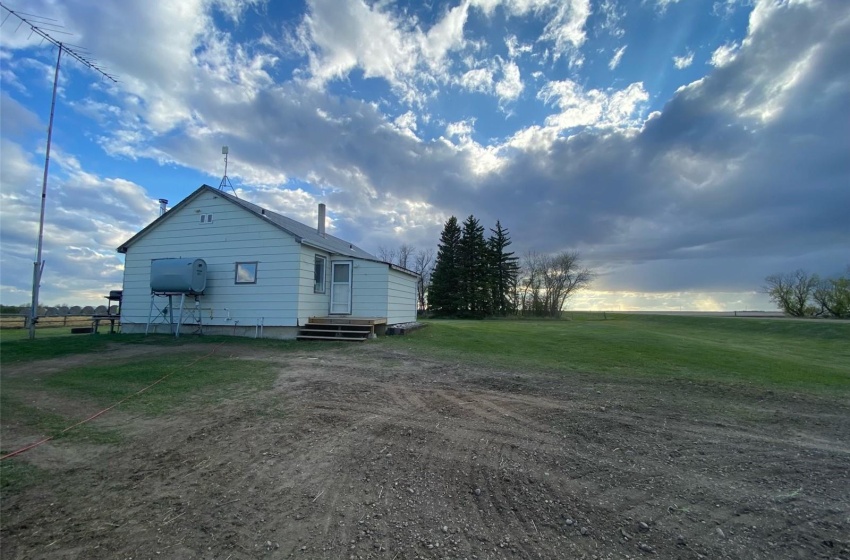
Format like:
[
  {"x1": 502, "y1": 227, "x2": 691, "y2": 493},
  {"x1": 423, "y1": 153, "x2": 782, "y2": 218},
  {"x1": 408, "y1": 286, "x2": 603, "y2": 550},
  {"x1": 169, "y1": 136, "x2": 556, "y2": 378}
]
[{"x1": 0, "y1": 314, "x2": 102, "y2": 330}]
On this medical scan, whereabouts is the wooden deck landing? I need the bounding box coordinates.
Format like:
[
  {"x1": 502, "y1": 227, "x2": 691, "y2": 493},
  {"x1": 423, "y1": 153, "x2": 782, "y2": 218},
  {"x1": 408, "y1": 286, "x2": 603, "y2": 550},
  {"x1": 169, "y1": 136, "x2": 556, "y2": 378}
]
[{"x1": 297, "y1": 317, "x2": 387, "y2": 341}]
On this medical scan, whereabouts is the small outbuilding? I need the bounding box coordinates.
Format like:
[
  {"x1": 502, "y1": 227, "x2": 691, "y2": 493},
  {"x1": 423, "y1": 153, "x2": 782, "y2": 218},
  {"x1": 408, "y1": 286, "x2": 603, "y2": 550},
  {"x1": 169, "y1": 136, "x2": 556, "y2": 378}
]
[{"x1": 117, "y1": 185, "x2": 418, "y2": 339}]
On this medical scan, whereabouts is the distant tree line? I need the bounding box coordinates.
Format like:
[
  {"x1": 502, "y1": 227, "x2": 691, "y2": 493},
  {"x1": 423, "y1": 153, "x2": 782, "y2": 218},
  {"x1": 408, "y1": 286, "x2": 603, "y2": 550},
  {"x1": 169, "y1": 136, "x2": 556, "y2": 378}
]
[
  {"x1": 399, "y1": 215, "x2": 594, "y2": 318},
  {"x1": 426, "y1": 216, "x2": 520, "y2": 318},
  {"x1": 764, "y1": 268, "x2": 849, "y2": 318}
]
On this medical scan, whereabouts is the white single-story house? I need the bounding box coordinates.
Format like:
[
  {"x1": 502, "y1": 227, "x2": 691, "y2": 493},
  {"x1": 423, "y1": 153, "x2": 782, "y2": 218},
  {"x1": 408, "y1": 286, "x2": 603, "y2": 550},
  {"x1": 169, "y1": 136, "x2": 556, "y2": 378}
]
[{"x1": 117, "y1": 184, "x2": 418, "y2": 339}]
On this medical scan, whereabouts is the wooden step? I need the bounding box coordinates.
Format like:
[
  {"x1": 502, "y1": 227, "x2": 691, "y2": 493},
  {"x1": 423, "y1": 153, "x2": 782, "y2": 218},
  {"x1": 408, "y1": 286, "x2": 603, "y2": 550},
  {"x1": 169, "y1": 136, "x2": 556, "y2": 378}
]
[
  {"x1": 302, "y1": 322, "x2": 372, "y2": 328},
  {"x1": 297, "y1": 321, "x2": 374, "y2": 342},
  {"x1": 300, "y1": 327, "x2": 372, "y2": 334},
  {"x1": 296, "y1": 334, "x2": 368, "y2": 341}
]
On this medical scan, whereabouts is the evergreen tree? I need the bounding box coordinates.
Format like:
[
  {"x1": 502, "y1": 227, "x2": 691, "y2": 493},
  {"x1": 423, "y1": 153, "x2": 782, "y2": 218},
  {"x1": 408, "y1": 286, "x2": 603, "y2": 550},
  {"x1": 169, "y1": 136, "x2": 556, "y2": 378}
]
[
  {"x1": 458, "y1": 215, "x2": 488, "y2": 317},
  {"x1": 488, "y1": 220, "x2": 519, "y2": 315},
  {"x1": 428, "y1": 216, "x2": 462, "y2": 315}
]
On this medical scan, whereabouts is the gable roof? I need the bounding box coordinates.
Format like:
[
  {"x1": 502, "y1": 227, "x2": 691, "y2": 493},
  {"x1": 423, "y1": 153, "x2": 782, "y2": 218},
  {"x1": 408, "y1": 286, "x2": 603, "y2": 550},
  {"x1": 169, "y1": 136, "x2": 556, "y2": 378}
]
[{"x1": 117, "y1": 185, "x2": 415, "y2": 276}]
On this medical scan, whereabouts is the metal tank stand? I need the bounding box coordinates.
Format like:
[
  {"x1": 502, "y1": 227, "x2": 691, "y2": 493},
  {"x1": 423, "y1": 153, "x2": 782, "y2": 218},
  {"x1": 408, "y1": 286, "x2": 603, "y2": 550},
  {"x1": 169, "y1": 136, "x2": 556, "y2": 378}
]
[{"x1": 146, "y1": 292, "x2": 203, "y2": 337}]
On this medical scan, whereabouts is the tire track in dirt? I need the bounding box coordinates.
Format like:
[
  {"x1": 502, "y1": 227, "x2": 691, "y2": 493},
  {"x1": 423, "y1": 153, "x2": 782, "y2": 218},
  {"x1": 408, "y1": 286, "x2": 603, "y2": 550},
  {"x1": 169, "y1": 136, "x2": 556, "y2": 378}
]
[{"x1": 3, "y1": 344, "x2": 849, "y2": 559}]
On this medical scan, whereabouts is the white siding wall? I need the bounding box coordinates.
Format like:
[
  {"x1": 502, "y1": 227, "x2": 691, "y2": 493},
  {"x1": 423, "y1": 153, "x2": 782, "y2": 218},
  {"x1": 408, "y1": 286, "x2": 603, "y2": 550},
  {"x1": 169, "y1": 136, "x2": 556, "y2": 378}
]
[
  {"x1": 347, "y1": 259, "x2": 388, "y2": 319},
  {"x1": 297, "y1": 246, "x2": 331, "y2": 323},
  {"x1": 121, "y1": 190, "x2": 301, "y2": 329},
  {"x1": 386, "y1": 268, "x2": 418, "y2": 324},
  {"x1": 344, "y1": 260, "x2": 417, "y2": 324}
]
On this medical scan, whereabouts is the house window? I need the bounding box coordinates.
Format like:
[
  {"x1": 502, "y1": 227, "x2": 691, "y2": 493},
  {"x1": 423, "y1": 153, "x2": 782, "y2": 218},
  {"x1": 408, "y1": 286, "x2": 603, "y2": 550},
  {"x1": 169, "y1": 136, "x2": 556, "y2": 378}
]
[
  {"x1": 200, "y1": 214, "x2": 213, "y2": 223},
  {"x1": 314, "y1": 255, "x2": 326, "y2": 293},
  {"x1": 235, "y1": 262, "x2": 258, "y2": 284}
]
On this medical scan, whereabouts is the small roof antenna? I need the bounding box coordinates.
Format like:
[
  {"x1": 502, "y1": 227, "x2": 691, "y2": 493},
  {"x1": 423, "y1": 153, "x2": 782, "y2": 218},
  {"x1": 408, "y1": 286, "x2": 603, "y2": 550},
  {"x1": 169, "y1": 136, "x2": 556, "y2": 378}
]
[{"x1": 218, "y1": 145, "x2": 237, "y2": 197}]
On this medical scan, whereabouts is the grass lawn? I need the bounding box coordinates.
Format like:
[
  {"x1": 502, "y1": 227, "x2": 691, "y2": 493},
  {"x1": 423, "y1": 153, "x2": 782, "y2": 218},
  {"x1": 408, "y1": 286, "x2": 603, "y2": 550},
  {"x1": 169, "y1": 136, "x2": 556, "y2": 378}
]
[
  {"x1": 387, "y1": 314, "x2": 850, "y2": 393},
  {"x1": 0, "y1": 333, "x2": 298, "y2": 466},
  {"x1": 1, "y1": 315, "x2": 847, "y2": 497},
  {"x1": 2, "y1": 314, "x2": 847, "y2": 458}
]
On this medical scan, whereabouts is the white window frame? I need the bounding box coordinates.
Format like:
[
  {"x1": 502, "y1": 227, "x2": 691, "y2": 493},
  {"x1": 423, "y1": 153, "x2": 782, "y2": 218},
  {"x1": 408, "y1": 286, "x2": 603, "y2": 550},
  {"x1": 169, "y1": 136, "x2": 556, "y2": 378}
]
[
  {"x1": 314, "y1": 255, "x2": 327, "y2": 293},
  {"x1": 235, "y1": 261, "x2": 258, "y2": 284}
]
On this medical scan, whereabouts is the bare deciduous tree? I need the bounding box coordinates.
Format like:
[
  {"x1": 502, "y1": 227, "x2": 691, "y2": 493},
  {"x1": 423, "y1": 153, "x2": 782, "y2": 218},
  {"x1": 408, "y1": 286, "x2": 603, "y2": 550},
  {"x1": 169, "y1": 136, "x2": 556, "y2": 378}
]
[
  {"x1": 519, "y1": 251, "x2": 544, "y2": 316},
  {"x1": 413, "y1": 248, "x2": 435, "y2": 312},
  {"x1": 397, "y1": 243, "x2": 415, "y2": 270},
  {"x1": 519, "y1": 250, "x2": 594, "y2": 317},
  {"x1": 540, "y1": 251, "x2": 594, "y2": 317},
  {"x1": 378, "y1": 244, "x2": 416, "y2": 269},
  {"x1": 377, "y1": 246, "x2": 397, "y2": 264}
]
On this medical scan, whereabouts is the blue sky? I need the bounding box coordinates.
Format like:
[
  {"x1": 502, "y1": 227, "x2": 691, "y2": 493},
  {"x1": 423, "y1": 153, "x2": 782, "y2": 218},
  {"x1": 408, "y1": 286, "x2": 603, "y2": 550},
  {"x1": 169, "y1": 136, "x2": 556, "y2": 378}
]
[{"x1": 1, "y1": 0, "x2": 848, "y2": 310}]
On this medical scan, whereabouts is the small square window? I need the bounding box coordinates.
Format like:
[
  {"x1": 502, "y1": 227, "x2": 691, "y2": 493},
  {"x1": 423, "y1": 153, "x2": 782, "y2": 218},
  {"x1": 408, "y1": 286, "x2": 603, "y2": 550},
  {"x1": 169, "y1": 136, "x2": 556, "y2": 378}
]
[
  {"x1": 314, "y1": 255, "x2": 326, "y2": 293},
  {"x1": 200, "y1": 214, "x2": 213, "y2": 223},
  {"x1": 235, "y1": 262, "x2": 258, "y2": 284}
]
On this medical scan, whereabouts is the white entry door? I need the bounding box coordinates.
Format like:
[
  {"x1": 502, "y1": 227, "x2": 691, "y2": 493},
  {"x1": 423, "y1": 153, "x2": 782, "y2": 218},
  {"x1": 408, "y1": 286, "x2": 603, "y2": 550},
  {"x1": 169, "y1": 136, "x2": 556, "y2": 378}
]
[{"x1": 330, "y1": 261, "x2": 352, "y2": 314}]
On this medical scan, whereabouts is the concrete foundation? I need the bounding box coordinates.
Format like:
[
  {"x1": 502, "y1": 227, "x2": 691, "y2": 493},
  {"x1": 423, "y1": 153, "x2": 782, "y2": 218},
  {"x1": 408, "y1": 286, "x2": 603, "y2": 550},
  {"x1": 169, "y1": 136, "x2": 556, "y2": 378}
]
[{"x1": 120, "y1": 323, "x2": 299, "y2": 339}]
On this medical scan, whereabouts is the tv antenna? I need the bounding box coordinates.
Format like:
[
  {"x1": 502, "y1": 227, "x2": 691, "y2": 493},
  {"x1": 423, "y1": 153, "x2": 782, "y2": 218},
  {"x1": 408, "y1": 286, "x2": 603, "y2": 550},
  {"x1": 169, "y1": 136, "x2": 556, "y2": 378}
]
[
  {"x1": 218, "y1": 146, "x2": 237, "y2": 196},
  {"x1": 1, "y1": 2, "x2": 118, "y2": 340}
]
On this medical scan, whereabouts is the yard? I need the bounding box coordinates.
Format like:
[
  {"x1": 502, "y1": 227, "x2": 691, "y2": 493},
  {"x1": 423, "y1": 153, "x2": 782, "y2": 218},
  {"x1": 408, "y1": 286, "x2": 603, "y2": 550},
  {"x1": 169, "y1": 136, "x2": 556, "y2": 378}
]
[{"x1": 1, "y1": 315, "x2": 848, "y2": 559}]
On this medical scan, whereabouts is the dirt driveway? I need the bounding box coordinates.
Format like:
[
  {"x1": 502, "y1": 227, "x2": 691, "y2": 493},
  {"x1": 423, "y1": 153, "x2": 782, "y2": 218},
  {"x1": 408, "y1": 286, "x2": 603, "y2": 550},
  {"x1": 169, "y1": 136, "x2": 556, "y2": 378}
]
[{"x1": 2, "y1": 343, "x2": 848, "y2": 559}]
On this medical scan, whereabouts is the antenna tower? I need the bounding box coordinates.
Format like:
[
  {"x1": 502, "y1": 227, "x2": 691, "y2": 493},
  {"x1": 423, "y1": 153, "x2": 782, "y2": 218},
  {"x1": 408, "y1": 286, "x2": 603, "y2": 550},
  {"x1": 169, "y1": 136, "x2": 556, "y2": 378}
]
[
  {"x1": 218, "y1": 146, "x2": 237, "y2": 196},
  {"x1": 1, "y1": 2, "x2": 118, "y2": 340}
]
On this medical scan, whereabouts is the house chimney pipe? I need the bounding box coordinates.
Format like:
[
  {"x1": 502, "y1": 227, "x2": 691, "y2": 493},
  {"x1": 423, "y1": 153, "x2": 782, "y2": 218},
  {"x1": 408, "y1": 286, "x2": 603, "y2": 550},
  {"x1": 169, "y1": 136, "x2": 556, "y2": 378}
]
[
  {"x1": 318, "y1": 203, "x2": 326, "y2": 237},
  {"x1": 158, "y1": 198, "x2": 168, "y2": 216}
]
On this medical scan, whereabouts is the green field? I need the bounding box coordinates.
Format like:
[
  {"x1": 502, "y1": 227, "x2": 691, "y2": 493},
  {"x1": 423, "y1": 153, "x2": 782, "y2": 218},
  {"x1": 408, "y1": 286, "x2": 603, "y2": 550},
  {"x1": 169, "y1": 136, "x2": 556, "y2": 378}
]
[
  {"x1": 2, "y1": 314, "x2": 847, "y2": 449},
  {"x1": 0, "y1": 334, "x2": 294, "y2": 459},
  {"x1": 388, "y1": 314, "x2": 850, "y2": 393},
  {"x1": 2, "y1": 314, "x2": 848, "y2": 498}
]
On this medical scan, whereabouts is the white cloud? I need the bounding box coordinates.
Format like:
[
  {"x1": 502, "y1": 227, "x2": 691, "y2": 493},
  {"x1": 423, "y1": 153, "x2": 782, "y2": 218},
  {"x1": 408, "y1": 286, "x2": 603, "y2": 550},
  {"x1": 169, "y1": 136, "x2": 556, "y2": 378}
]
[
  {"x1": 459, "y1": 67, "x2": 495, "y2": 92},
  {"x1": 537, "y1": 80, "x2": 648, "y2": 131},
  {"x1": 470, "y1": 0, "x2": 591, "y2": 65},
  {"x1": 540, "y1": 0, "x2": 591, "y2": 60},
  {"x1": 651, "y1": 0, "x2": 682, "y2": 13},
  {"x1": 1, "y1": 0, "x2": 846, "y2": 312},
  {"x1": 212, "y1": 0, "x2": 266, "y2": 23},
  {"x1": 298, "y1": 0, "x2": 419, "y2": 90},
  {"x1": 673, "y1": 50, "x2": 694, "y2": 69},
  {"x1": 244, "y1": 185, "x2": 324, "y2": 231},
  {"x1": 395, "y1": 111, "x2": 418, "y2": 131},
  {"x1": 393, "y1": 110, "x2": 420, "y2": 140},
  {"x1": 495, "y1": 59, "x2": 524, "y2": 103},
  {"x1": 296, "y1": 0, "x2": 472, "y2": 102},
  {"x1": 597, "y1": 0, "x2": 626, "y2": 38},
  {"x1": 712, "y1": 0, "x2": 746, "y2": 18},
  {"x1": 446, "y1": 119, "x2": 475, "y2": 138},
  {"x1": 709, "y1": 42, "x2": 740, "y2": 67},
  {"x1": 609, "y1": 45, "x2": 627, "y2": 70},
  {"x1": 0, "y1": 139, "x2": 155, "y2": 305},
  {"x1": 421, "y1": 1, "x2": 470, "y2": 67},
  {"x1": 505, "y1": 34, "x2": 533, "y2": 58}
]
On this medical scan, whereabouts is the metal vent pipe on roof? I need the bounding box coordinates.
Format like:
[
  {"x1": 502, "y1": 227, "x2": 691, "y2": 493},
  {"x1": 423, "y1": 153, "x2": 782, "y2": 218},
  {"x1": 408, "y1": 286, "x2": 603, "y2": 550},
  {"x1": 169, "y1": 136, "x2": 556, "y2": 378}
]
[
  {"x1": 318, "y1": 203, "x2": 326, "y2": 237},
  {"x1": 158, "y1": 198, "x2": 168, "y2": 216}
]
